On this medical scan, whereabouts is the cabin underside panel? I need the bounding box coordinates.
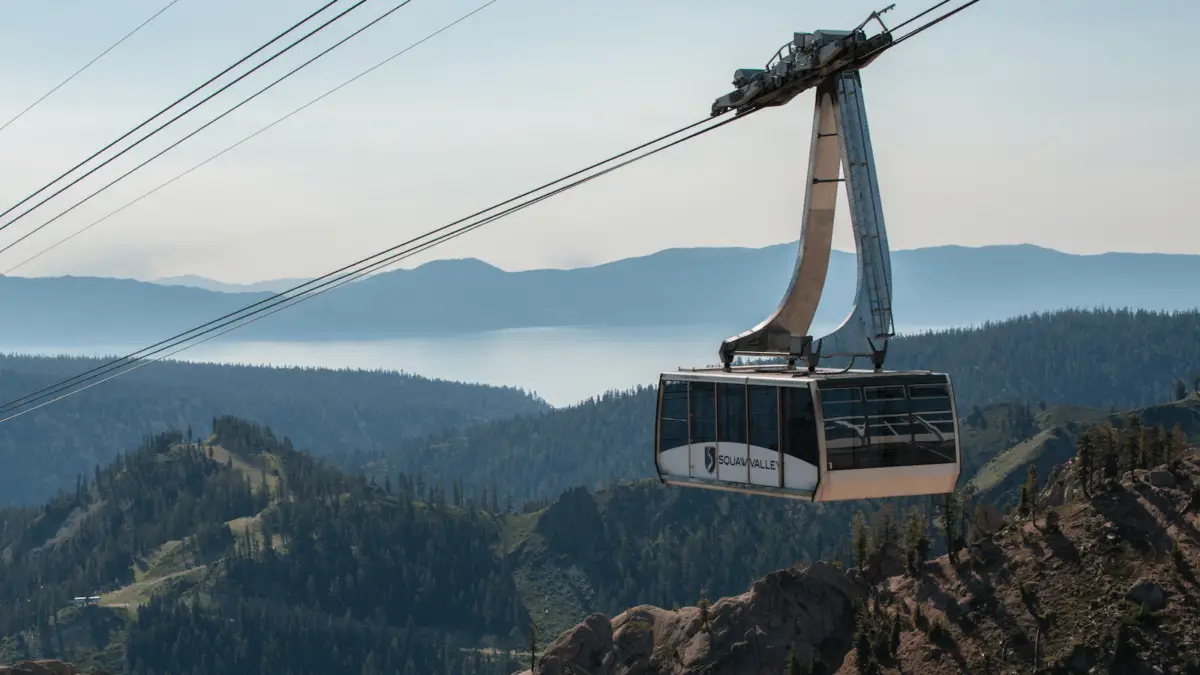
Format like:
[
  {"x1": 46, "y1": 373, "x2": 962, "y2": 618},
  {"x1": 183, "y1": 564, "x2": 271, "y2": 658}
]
[{"x1": 815, "y1": 463, "x2": 959, "y2": 502}]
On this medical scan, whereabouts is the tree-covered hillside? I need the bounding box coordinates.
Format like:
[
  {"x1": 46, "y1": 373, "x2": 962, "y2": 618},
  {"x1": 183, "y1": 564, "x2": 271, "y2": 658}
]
[
  {"x1": 0, "y1": 355, "x2": 546, "y2": 505},
  {"x1": 2, "y1": 395, "x2": 1194, "y2": 674},
  {"x1": 887, "y1": 308, "x2": 1200, "y2": 409},
  {"x1": 0, "y1": 416, "x2": 905, "y2": 672},
  {"x1": 355, "y1": 308, "x2": 1200, "y2": 505},
  {"x1": 0, "y1": 418, "x2": 526, "y2": 675}
]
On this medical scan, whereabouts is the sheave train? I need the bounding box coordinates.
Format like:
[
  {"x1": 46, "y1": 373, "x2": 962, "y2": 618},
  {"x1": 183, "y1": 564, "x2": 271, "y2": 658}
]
[{"x1": 654, "y1": 12, "x2": 961, "y2": 503}]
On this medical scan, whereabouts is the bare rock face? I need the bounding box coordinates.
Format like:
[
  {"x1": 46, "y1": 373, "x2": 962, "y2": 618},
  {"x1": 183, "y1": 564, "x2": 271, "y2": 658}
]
[
  {"x1": 1147, "y1": 469, "x2": 1175, "y2": 488},
  {"x1": 521, "y1": 562, "x2": 863, "y2": 675},
  {"x1": 974, "y1": 503, "x2": 1005, "y2": 536}
]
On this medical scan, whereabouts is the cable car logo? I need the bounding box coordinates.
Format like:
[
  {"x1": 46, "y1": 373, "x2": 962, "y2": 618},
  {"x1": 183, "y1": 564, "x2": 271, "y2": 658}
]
[{"x1": 704, "y1": 445, "x2": 717, "y2": 474}]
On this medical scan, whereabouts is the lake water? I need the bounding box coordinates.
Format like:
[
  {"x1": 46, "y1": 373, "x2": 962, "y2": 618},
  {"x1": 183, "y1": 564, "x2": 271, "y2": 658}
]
[{"x1": 2, "y1": 322, "x2": 941, "y2": 407}]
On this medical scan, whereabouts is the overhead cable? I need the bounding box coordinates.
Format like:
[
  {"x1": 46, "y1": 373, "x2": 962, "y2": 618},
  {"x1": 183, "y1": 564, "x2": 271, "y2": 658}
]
[
  {"x1": 890, "y1": 0, "x2": 983, "y2": 46},
  {"x1": 0, "y1": 0, "x2": 991, "y2": 421},
  {"x1": 0, "y1": 0, "x2": 424, "y2": 259},
  {"x1": 4, "y1": 0, "x2": 500, "y2": 275},
  {"x1": 0, "y1": 0, "x2": 343, "y2": 228},
  {"x1": 0, "y1": 113, "x2": 748, "y2": 421},
  {"x1": 0, "y1": 0, "x2": 188, "y2": 137}
]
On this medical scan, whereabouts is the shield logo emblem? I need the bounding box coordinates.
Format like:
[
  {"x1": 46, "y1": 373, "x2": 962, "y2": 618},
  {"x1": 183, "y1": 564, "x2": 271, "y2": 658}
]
[{"x1": 704, "y1": 445, "x2": 717, "y2": 474}]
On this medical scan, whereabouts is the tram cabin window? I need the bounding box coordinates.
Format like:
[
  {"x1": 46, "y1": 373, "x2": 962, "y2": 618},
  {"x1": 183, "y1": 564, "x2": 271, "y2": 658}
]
[
  {"x1": 747, "y1": 385, "x2": 779, "y2": 451},
  {"x1": 906, "y1": 383, "x2": 957, "y2": 465},
  {"x1": 689, "y1": 381, "x2": 717, "y2": 444},
  {"x1": 718, "y1": 384, "x2": 747, "y2": 444},
  {"x1": 658, "y1": 380, "x2": 689, "y2": 451},
  {"x1": 782, "y1": 386, "x2": 819, "y2": 466},
  {"x1": 819, "y1": 378, "x2": 957, "y2": 471},
  {"x1": 819, "y1": 387, "x2": 864, "y2": 470}
]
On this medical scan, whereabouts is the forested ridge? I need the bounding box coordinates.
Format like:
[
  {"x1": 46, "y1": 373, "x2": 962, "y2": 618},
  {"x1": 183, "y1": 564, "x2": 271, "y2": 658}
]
[
  {"x1": 0, "y1": 417, "x2": 528, "y2": 674},
  {"x1": 0, "y1": 415, "x2": 897, "y2": 671},
  {"x1": 353, "y1": 308, "x2": 1200, "y2": 505},
  {"x1": 5, "y1": 308, "x2": 1196, "y2": 508},
  {"x1": 3, "y1": 394, "x2": 1198, "y2": 672},
  {"x1": 0, "y1": 355, "x2": 546, "y2": 505},
  {"x1": 2, "y1": 308, "x2": 1199, "y2": 673}
]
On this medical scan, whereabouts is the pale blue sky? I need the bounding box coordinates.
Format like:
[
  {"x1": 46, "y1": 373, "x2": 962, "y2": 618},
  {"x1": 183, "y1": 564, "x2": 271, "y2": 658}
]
[{"x1": 0, "y1": 0, "x2": 1195, "y2": 282}]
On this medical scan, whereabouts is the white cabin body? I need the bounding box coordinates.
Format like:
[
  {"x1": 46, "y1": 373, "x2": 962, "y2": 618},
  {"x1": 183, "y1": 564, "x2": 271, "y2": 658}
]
[{"x1": 654, "y1": 368, "x2": 961, "y2": 502}]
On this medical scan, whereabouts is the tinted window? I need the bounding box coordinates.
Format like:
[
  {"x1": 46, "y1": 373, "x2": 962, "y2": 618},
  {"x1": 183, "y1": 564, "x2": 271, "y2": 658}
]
[
  {"x1": 748, "y1": 385, "x2": 779, "y2": 450},
  {"x1": 689, "y1": 381, "x2": 717, "y2": 444},
  {"x1": 658, "y1": 380, "x2": 689, "y2": 452},
  {"x1": 865, "y1": 386, "x2": 910, "y2": 439},
  {"x1": 820, "y1": 387, "x2": 864, "y2": 442},
  {"x1": 822, "y1": 378, "x2": 957, "y2": 470},
  {"x1": 718, "y1": 383, "x2": 747, "y2": 443},
  {"x1": 782, "y1": 386, "x2": 819, "y2": 466},
  {"x1": 908, "y1": 384, "x2": 956, "y2": 436}
]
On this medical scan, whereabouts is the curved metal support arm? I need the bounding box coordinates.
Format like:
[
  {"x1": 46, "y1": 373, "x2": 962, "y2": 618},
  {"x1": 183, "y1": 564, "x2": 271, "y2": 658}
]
[{"x1": 720, "y1": 69, "x2": 894, "y2": 371}]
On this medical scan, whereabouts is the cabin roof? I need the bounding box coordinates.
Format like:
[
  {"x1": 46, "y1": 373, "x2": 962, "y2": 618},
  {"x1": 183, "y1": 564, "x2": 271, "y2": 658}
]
[{"x1": 664, "y1": 366, "x2": 944, "y2": 384}]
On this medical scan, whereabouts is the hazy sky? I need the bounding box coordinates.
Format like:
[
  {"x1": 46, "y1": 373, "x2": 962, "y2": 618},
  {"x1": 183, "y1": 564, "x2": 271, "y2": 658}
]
[{"x1": 0, "y1": 0, "x2": 1195, "y2": 283}]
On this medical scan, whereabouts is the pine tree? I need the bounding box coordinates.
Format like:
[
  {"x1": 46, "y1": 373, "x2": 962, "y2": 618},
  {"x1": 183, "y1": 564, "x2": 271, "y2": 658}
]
[
  {"x1": 1102, "y1": 424, "x2": 1120, "y2": 480},
  {"x1": 1076, "y1": 432, "x2": 1095, "y2": 497},
  {"x1": 851, "y1": 512, "x2": 870, "y2": 569},
  {"x1": 1019, "y1": 464, "x2": 1038, "y2": 518},
  {"x1": 1126, "y1": 414, "x2": 1145, "y2": 471},
  {"x1": 958, "y1": 491, "x2": 974, "y2": 546},
  {"x1": 1168, "y1": 424, "x2": 1186, "y2": 463},
  {"x1": 902, "y1": 506, "x2": 930, "y2": 574},
  {"x1": 871, "y1": 505, "x2": 898, "y2": 558},
  {"x1": 1146, "y1": 426, "x2": 1166, "y2": 468},
  {"x1": 854, "y1": 601, "x2": 873, "y2": 675},
  {"x1": 941, "y1": 492, "x2": 958, "y2": 563}
]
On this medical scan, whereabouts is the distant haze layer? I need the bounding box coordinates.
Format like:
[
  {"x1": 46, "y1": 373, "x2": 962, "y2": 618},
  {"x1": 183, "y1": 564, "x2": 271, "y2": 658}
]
[{"x1": 0, "y1": 243, "x2": 1196, "y2": 345}]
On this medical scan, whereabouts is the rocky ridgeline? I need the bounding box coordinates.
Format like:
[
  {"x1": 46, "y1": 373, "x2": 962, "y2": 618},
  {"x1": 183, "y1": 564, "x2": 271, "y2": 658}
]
[
  {"x1": 522, "y1": 561, "x2": 860, "y2": 675},
  {"x1": 529, "y1": 448, "x2": 1200, "y2": 674}
]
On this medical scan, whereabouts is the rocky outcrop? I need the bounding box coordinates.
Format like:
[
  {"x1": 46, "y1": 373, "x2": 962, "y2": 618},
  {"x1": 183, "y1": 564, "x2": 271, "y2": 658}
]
[{"x1": 521, "y1": 561, "x2": 863, "y2": 675}]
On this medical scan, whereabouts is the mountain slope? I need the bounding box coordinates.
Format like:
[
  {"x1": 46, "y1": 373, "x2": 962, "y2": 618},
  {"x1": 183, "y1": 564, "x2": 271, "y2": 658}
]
[
  {"x1": 530, "y1": 444, "x2": 1200, "y2": 675},
  {"x1": 0, "y1": 355, "x2": 547, "y2": 506},
  {"x1": 967, "y1": 394, "x2": 1200, "y2": 506},
  {"x1": 6, "y1": 400, "x2": 1198, "y2": 674},
  {"x1": 0, "y1": 418, "x2": 527, "y2": 675},
  {"x1": 354, "y1": 308, "x2": 1200, "y2": 506},
  {"x1": 6, "y1": 244, "x2": 1200, "y2": 343}
]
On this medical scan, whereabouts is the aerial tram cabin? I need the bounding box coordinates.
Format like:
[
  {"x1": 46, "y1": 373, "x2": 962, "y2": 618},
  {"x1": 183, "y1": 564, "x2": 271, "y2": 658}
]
[
  {"x1": 654, "y1": 366, "x2": 959, "y2": 502},
  {"x1": 656, "y1": 20, "x2": 963, "y2": 502}
]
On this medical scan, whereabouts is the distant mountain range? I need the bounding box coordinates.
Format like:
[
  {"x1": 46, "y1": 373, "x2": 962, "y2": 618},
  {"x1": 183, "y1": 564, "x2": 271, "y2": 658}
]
[
  {"x1": 151, "y1": 274, "x2": 312, "y2": 294},
  {"x1": 1, "y1": 243, "x2": 1197, "y2": 344}
]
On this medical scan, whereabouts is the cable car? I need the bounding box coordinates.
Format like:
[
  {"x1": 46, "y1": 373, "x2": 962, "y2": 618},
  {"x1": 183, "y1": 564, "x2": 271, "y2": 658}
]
[
  {"x1": 654, "y1": 366, "x2": 959, "y2": 502},
  {"x1": 656, "y1": 24, "x2": 961, "y2": 501}
]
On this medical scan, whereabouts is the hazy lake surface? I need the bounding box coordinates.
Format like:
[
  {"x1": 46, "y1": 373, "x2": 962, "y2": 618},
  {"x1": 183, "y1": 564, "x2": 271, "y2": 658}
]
[{"x1": 2, "y1": 323, "x2": 942, "y2": 407}]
